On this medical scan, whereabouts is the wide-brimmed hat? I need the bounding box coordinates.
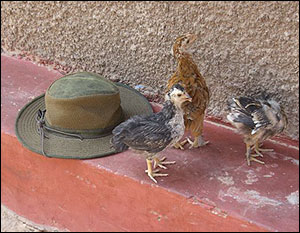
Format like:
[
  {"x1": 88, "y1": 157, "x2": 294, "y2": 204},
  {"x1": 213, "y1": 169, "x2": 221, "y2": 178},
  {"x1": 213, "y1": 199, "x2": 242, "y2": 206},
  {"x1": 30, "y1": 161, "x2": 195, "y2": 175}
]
[{"x1": 15, "y1": 72, "x2": 153, "y2": 159}]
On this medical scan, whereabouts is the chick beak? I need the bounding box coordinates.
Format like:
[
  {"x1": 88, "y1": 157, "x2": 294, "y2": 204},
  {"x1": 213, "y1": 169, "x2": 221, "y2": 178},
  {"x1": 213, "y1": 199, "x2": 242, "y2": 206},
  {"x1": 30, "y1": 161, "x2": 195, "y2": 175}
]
[{"x1": 183, "y1": 93, "x2": 192, "y2": 102}]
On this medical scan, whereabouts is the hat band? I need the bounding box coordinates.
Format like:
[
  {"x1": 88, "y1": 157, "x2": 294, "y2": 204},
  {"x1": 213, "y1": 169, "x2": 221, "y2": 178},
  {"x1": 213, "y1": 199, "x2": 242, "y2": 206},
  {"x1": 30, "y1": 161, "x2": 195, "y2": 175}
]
[
  {"x1": 38, "y1": 109, "x2": 124, "y2": 138},
  {"x1": 35, "y1": 109, "x2": 124, "y2": 157}
]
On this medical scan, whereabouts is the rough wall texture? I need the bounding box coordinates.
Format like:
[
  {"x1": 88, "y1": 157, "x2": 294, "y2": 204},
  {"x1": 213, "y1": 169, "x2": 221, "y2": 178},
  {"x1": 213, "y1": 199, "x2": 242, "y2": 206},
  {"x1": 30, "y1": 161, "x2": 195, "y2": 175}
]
[{"x1": 1, "y1": 1, "x2": 299, "y2": 139}]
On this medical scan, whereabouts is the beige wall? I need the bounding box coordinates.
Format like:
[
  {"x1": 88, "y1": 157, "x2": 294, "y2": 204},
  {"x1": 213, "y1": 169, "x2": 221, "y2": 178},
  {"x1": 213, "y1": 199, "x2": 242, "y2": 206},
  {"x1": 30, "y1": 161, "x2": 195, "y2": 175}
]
[{"x1": 1, "y1": 1, "x2": 299, "y2": 139}]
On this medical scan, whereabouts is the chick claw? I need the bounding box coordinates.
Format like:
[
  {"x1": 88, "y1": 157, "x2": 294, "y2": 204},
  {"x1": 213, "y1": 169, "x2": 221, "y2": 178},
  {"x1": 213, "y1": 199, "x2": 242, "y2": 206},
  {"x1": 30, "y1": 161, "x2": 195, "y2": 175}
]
[
  {"x1": 145, "y1": 169, "x2": 168, "y2": 183},
  {"x1": 153, "y1": 157, "x2": 176, "y2": 170}
]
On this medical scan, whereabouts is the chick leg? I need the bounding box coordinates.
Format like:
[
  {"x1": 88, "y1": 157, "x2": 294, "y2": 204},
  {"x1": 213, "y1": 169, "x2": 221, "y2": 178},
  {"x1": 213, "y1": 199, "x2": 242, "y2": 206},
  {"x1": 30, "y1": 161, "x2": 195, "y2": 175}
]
[
  {"x1": 145, "y1": 158, "x2": 168, "y2": 183},
  {"x1": 245, "y1": 143, "x2": 265, "y2": 166},
  {"x1": 153, "y1": 157, "x2": 176, "y2": 170},
  {"x1": 186, "y1": 114, "x2": 209, "y2": 149}
]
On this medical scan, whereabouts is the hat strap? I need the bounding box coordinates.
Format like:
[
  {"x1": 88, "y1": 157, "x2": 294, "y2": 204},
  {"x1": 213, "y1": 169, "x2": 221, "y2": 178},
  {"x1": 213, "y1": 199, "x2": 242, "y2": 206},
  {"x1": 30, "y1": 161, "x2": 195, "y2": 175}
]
[{"x1": 35, "y1": 109, "x2": 83, "y2": 157}]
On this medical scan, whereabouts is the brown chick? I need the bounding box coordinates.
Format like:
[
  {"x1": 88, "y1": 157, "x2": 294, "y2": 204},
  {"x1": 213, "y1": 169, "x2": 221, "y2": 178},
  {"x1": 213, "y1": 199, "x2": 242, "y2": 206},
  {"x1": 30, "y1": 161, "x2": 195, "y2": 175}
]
[
  {"x1": 166, "y1": 33, "x2": 210, "y2": 149},
  {"x1": 227, "y1": 94, "x2": 288, "y2": 166}
]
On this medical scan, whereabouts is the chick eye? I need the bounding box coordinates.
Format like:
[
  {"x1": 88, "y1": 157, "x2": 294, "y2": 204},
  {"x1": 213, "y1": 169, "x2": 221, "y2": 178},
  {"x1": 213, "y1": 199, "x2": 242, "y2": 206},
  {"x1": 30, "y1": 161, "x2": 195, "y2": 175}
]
[{"x1": 177, "y1": 94, "x2": 182, "y2": 97}]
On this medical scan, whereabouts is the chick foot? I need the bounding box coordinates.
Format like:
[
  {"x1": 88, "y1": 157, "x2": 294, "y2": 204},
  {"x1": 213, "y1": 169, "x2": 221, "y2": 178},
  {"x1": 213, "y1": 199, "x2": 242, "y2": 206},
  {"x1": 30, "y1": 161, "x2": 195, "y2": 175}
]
[
  {"x1": 173, "y1": 139, "x2": 188, "y2": 150},
  {"x1": 153, "y1": 157, "x2": 176, "y2": 169},
  {"x1": 252, "y1": 143, "x2": 274, "y2": 157},
  {"x1": 245, "y1": 144, "x2": 265, "y2": 166},
  {"x1": 187, "y1": 135, "x2": 209, "y2": 149},
  {"x1": 145, "y1": 159, "x2": 168, "y2": 183},
  {"x1": 247, "y1": 154, "x2": 265, "y2": 166},
  {"x1": 145, "y1": 169, "x2": 168, "y2": 183}
]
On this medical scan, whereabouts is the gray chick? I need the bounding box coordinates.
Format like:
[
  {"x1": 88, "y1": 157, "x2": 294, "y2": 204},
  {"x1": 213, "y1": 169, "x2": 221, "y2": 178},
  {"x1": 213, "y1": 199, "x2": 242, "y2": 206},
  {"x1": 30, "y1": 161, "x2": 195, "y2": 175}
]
[{"x1": 111, "y1": 84, "x2": 192, "y2": 183}]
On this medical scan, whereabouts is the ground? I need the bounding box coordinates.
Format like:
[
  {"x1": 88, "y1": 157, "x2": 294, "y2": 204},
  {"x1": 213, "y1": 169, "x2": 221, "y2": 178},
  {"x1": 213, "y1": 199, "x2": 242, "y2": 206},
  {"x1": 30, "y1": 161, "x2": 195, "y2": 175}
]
[
  {"x1": 1, "y1": 204, "x2": 54, "y2": 232},
  {"x1": 1, "y1": 54, "x2": 299, "y2": 232}
]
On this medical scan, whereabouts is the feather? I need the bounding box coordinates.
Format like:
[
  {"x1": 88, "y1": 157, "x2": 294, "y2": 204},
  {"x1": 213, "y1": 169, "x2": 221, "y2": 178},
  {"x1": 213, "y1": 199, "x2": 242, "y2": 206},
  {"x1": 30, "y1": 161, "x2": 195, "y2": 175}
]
[
  {"x1": 227, "y1": 95, "x2": 287, "y2": 142},
  {"x1": 111, "y1": 85, "x2": 188, "y2": 155}
]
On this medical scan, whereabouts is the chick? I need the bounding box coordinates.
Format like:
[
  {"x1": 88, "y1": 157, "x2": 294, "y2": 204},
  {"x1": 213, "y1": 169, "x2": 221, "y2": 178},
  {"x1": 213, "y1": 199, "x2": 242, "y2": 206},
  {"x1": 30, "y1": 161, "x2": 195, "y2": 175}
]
[
  {"x1": 166, "y1": 33, "x2": 210, "y2": 149},
  {"x1": 111, "y1": 84, "x2": 192, "y2": 183},
  {"x1": 227, "y1": 94, "x2": 288, "y2": 166}
]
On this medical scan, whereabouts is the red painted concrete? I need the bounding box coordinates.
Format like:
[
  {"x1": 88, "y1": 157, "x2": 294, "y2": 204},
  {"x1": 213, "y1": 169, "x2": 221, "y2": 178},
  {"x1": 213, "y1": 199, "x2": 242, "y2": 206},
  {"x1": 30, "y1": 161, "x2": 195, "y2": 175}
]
[{"x1": 1, "y1": 54, "x2": 299, "y2": 232}]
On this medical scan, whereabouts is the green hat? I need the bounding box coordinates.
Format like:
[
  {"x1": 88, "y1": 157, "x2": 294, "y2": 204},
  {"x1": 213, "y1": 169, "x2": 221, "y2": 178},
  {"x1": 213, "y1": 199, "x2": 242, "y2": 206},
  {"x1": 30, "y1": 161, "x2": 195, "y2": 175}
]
[{"x1": 15, "y1": 72, "x2": 153, "y2": 159}]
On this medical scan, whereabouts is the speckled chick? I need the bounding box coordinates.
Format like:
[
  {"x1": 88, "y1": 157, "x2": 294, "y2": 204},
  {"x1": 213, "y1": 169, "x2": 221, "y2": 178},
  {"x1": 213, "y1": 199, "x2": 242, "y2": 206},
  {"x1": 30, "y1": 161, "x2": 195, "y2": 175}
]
[{"x1": 227, "y1": 93, "x2": 288, "y2": 166}]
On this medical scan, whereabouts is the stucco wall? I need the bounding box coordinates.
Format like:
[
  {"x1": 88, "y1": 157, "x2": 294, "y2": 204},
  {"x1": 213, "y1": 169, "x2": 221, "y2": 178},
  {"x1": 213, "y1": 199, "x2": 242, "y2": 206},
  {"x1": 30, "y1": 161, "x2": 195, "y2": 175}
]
[{"x1": 1, "y1": 1, "x2": 299, "y2": 139}]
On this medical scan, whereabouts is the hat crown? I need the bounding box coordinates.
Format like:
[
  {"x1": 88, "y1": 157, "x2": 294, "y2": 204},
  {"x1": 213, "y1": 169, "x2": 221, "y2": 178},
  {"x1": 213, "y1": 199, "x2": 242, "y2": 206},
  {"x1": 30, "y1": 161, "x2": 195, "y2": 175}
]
[
  {"x1": 45, "y1": 72, "x2": 123, "y2": 136},
  {"x1": 48, "y1": 72, "x2": 119, "y2": 98}
]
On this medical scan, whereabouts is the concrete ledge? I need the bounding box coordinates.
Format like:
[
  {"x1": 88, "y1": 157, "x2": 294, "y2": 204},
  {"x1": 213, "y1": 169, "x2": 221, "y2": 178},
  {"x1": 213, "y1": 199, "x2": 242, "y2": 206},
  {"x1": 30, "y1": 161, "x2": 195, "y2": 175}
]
[{"x1": 1, "y1": 55, "x2": 299, "y2": 231}]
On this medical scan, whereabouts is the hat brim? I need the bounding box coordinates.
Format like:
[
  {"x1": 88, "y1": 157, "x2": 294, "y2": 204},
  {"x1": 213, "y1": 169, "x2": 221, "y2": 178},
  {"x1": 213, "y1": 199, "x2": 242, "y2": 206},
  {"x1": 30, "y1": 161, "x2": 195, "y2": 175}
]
[{"x1": 15, "y1": 83, "x2": 153, "y2": 159}]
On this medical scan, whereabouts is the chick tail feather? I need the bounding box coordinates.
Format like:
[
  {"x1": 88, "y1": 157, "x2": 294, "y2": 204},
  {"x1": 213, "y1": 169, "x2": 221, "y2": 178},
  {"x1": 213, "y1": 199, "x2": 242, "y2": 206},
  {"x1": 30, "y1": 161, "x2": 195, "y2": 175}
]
[
  {"x1": 111, "y1": 124, "x2": 130, "y2": 152},
  {"x1": 111, "y1": 134, "x2": 129, "y2": 152}
]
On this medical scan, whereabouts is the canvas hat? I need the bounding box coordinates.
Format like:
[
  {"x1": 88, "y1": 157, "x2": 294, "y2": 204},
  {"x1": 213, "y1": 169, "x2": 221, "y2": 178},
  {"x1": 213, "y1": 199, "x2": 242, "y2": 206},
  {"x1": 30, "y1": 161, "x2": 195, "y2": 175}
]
[{"x1": 15, "y1": 72, "x2": 153, "y2": 159}]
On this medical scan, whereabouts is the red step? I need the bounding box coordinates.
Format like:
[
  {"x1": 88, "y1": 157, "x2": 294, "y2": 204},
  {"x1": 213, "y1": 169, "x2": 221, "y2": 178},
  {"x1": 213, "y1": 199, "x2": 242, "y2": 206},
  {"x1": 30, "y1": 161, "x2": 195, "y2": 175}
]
[{"x1": 1, "y1": 54, "x2": 299, "y2": 231}]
